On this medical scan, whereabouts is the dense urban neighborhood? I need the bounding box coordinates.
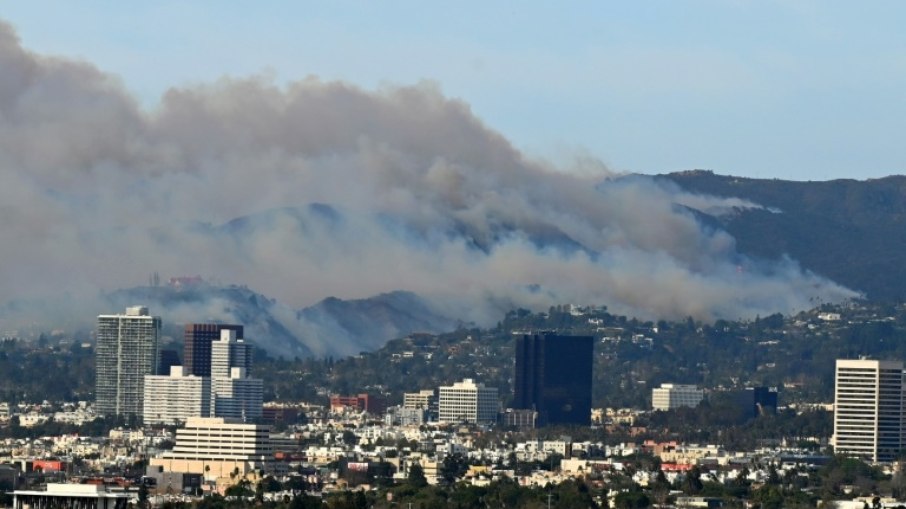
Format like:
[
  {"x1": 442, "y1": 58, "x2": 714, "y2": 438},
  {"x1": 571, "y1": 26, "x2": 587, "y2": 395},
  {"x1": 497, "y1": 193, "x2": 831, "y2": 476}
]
[
  {"x1": 3, "y1": 2, "x2": 906, "y2": 508},
  {"x1": 2, "y1": 301, "x2": 906, "y2": 508}
]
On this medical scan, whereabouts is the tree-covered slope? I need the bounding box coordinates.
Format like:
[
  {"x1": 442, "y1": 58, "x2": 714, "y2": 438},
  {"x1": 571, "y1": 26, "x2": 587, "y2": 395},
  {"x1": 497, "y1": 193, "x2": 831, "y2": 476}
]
[{"x1": 661, "y1": 170, "x2": 906, "y2": 300}]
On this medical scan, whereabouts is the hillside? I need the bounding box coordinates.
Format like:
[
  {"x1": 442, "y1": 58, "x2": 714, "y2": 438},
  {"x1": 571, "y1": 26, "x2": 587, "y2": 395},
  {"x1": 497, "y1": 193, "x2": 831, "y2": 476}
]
[
  {"x1": 0, "y1": 284, "x2": 458, "y2": 359},
  {"x1": 7, "y1": 300, "x2": 906, "y2": 411},
  {"x1": 255, "y1": 301, "x2": 906, "y2": 409},
  {"x1": 106, "y1": 285, "x2": 459, "y2": 358},
  {"x1": 661, "y1": 170, "x2": 906, "y2": 301}
]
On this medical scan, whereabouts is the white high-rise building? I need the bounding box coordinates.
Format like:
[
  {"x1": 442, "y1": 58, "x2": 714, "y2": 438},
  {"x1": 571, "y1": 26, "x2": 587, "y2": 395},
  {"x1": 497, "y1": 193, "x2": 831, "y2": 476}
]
[
  {"x1": 834, "y1": 358, "x2": 905, "y2": 462},
  {"x1": 211, "y1": 330, "x2": 252, "y2": 378},
  {"x1": 211, "y1": 330, "x2": 262, "y2": 422},
  {"x1": 212, "y1": 367, "x2": 264, "y2": 422},
  {"x1": 438, "y1": 378, "x2": 498, "y2": 424},
  {"x1": 652, "y1": 383, "x2": 704, "y2": 411},
  {"x1": 96, "y1": 306, "x2": 161, "y2": 417},
  {"x1": 143, "y1": 366, "x2": 211, "y2": 425},
  {"x1": 150, "y1": 417, "x2": 272, "y2": 478}
]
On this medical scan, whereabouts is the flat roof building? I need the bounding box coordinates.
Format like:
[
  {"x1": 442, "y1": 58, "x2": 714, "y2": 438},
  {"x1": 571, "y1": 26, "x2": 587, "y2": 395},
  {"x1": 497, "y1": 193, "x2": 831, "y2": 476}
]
[
  {"x1": 652, "y1": 384, "x2": 704, "y2": 411},
  {"x1": 12, "y1": 483, "x2": 131, "y2": 509},
  {"x1": 212, "y1": 368, "x2": 263, "y2": 422},
  {"x1": 151, "y1": 417, "x2": 272, "y2": 478},
  {"x1": 514, "y1": 333, "x2": 594, "y2": 426},
  {"x1": 834, "y1": 358, "x2": 905, "y2": 463},
  {"x1": 329, "y1": 393, "x2": 387, "y2": 415},
  {"x1": 96, "y1": 306, "x2": 161, "y2": 417},
  {"x1": 438, "y1": 379, "x2": 498, "y2": 425},
  {"x1": 403, "y1": 389, "x2": 437, "y2": 410},
  {"x1": 210, "y1": 330, "x2": 262, "y2": 422},
  {"x1": 211, "y1": 330, "x2": 252, "y2": 379},
  {"x1": 183, "y1": 324, "x2": 243, "y2": 377},
  {"x1": 143, "y1": 366, "x2": 211, "y2": 426}
]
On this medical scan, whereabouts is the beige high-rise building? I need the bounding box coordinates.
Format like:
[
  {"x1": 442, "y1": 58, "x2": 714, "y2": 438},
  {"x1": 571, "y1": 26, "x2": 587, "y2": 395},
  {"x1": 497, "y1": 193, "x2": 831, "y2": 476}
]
[
  {"x1": 150, "y1": 417, "x2": 272, "y2": 478},
  {"x1": 833, "y1": 358, "x2": 905, "y2": 462},
  {"x1": 403, "y1": 389, "x2": 437, "y2": 409}
]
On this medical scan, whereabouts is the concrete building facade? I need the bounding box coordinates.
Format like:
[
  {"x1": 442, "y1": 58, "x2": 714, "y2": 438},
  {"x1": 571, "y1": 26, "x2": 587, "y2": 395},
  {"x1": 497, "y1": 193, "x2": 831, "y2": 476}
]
[
  {"x1": 210, "y1": 330, "x2": 262, "y2": 422},
  {"x1": 833, "y1": 358, "x2": 906, "y2": 462},
  {"x1": 12, "y1": 483, "x2": 131, "y2": 509},
  {"x1": 403, "y1": 389, "x2": 437, "y2": 410},
  {"x1": 211, "y1": 330, "x2": 252, "y2": 378},
  {"x1": 96, "y1": 306, "x2": 161, "y2": 417},
  {"x1": 438, "y1": 379, "x2": 498, "y2": 424},
  {"x1": 143, "y1": 366, "x2": 211, "y2": 425},
  {"x1": 212, "y1": 368, "x2": 264, "y2": 422},
  {"x1": 652, "y1": 383, "x2": 704, "y2": 411},
  {"x1": 150, "y1": 417, "x2": 273, "y2": 478}
]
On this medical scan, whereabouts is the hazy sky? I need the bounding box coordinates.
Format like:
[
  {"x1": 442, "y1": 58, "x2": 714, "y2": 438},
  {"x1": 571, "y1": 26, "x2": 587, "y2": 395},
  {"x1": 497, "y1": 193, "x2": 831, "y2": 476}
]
[{"x1": 3, "y1": 1, "x2": 904, "y2": 181}]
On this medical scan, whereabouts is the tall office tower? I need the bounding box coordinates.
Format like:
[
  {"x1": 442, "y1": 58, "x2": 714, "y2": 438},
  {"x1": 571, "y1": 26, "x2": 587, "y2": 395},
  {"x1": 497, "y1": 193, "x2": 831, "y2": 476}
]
[
  {"x1": 143, "y1": 366, "x2": 211, "y2": 425},
  {"x1": 183, "y1": 324, "x2": 243, "y2": 377},
  {"x1": 96, "y1": 306, "x2": 161, "y2": 417},
  {"x1": 438, "y1": 378, "x2": 498, "y2": 424},
  {"x1": 514, "y1": 333, "x2": 594, "y2": 426},
  {"x1": 211, "y1": 330, "x2": 261, "y2": 421},
  {"x1": 834, "y1": 359, "x2": 906, "y2": 462}
]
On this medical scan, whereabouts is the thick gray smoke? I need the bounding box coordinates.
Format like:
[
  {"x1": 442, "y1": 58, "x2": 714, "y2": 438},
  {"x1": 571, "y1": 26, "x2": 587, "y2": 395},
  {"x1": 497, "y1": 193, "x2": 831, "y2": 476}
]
[{"x1": 0, "y1": 21, "x2": 857, "y2": 341}]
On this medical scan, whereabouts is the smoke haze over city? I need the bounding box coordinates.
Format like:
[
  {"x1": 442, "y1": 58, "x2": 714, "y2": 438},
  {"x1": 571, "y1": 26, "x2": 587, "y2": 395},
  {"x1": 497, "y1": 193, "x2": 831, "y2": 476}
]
[{"x1": 0, "y1": 20, "x2": 857, "y2": 337}]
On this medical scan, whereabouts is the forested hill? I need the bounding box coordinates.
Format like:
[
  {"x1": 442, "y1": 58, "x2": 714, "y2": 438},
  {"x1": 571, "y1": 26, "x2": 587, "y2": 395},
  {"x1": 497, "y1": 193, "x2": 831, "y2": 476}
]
[
  {"x1": 254, "y1": 300, "x2": 906, "y2": 409},
  {"x1": 4, "y1": 300, "x2": 906, "y2": 410},
  {"x1": 661, "y1": 170, "x2": 906, "y2": 301}
]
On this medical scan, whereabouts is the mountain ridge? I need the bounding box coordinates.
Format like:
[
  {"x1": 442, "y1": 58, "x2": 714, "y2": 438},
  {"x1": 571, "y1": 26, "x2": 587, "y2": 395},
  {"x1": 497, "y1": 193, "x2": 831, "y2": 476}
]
[{"x1": 661, "y1": 170, "x2": 906, "y2": 301}]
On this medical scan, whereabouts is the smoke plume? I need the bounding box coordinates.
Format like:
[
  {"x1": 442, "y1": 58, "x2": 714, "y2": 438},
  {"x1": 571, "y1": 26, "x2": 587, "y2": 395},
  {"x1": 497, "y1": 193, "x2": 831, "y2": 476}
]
[{"x1": 0, "y1": 20, "x2": 856, "y2": 345}]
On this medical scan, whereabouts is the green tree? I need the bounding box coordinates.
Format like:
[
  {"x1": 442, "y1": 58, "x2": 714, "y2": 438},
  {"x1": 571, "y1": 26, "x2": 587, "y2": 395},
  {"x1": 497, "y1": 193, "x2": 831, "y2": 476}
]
[
  {"x1": 224, "y1": 479, "x2": 253, "y2": 498},
  {"x1": 440, "y1": 453, "x2": 469, "y2": 485},
  {"x1": 137, "y1": 483, "x2": 149, "y2": 509},
  {"x1": 614, "y1": 490, "x2": 651, "y2": 508},
  {"x1": 255, "y1": 479, "x2": 265, "y2": 503},
  {"x1": 262, "y1": 475, "x2": 282, "y2": 492},
  {"x1": 752, "y1": 485, "x2": 784, "y2": 509},
  {"x1": 680, "y1": 466, "x2": 704, "y2": 495},
  {"x1": 408, "y1": 463, "x2": 428, "y2": 488}
]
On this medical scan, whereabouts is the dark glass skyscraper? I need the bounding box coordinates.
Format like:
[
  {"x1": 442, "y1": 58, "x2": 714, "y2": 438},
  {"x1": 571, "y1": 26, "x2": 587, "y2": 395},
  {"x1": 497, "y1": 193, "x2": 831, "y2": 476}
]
[
  {"x1": 158, "y1": 349, "x2": 182, "y2": 375},
  {"x1": 183, "y1": 323, "x2": 244, "y2": 377},
  {"x1": 514, "y1": 333, "x2": 593, "y2": 426},
  {"x1": 732, "y1": 386, "x2": 778, "y2": 419}
]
